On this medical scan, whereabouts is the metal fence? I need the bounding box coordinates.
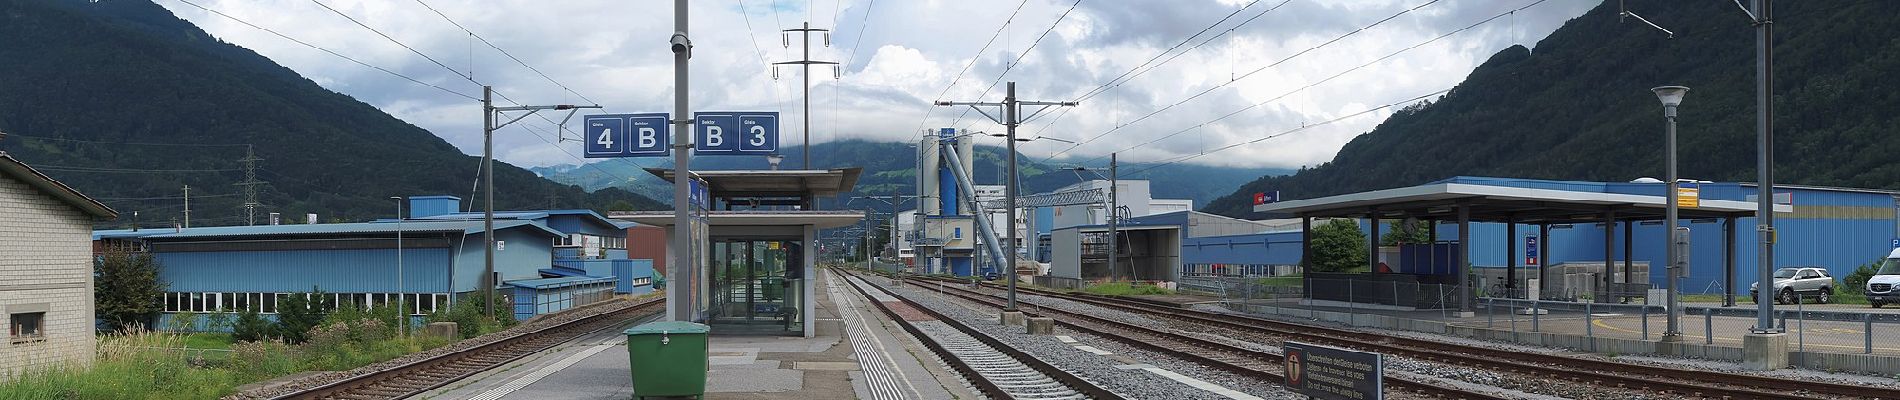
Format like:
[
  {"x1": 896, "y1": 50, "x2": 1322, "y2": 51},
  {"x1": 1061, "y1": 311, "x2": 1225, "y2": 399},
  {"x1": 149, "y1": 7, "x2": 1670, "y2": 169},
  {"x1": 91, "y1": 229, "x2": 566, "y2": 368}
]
[{"x1": 1211, "y1": 276, "x2": 1900, "y2": 365}]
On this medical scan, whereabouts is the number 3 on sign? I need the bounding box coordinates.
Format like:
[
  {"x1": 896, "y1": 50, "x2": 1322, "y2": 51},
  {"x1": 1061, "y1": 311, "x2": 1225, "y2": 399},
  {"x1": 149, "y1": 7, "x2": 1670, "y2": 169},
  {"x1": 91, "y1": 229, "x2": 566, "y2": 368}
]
[{"x1": 748, "y1": 125, "x2": 766, "y2": 146}]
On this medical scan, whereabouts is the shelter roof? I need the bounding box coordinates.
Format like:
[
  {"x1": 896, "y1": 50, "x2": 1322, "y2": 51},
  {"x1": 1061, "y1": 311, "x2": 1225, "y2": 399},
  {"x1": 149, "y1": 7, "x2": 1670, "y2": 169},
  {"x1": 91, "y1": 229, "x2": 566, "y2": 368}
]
[
  {"x1": 610, "y1": 210, "x2": 865, "y2": 229},
  {"x1": 643, "y1": 168, "x2": 862, "y2": 197},
  {"x1": 1254, "y1": 176, "x2": 1790, "y2": 224}
]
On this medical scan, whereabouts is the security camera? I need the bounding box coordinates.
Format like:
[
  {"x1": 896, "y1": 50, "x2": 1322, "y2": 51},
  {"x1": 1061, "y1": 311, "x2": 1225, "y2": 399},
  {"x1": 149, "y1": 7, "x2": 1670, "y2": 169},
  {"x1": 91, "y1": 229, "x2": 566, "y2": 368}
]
[{"x1": 669, "y1": 33, "x2": 692, "y2": 56}]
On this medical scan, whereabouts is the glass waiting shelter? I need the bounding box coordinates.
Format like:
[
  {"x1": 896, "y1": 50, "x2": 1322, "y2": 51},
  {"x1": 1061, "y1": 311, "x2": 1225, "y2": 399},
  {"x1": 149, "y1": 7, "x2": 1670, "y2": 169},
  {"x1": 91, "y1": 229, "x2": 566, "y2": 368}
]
[{"x1": 613, "y1": 168, "x2": 864, "y2": 336}]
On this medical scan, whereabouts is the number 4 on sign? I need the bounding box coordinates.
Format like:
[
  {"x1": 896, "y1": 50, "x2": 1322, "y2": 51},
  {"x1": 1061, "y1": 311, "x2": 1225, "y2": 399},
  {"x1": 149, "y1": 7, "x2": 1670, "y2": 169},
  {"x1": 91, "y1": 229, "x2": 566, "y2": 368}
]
[{"x1": 597, "y1": 128, "x2": 614, "y2": 147}]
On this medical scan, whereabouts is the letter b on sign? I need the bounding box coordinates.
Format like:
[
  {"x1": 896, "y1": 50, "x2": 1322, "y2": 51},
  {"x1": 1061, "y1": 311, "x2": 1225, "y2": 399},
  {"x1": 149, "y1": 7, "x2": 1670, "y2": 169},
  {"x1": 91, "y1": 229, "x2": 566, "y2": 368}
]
[{"x1": 638, "y1": 128, "x2": 657, "y2": 148}]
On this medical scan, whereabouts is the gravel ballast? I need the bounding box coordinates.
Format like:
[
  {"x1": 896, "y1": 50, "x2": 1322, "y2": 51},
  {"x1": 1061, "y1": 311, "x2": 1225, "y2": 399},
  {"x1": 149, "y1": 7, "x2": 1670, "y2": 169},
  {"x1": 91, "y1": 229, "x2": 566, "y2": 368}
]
[{"x1": 860, "y1": 276, "x2": 1302, "y2": 400}]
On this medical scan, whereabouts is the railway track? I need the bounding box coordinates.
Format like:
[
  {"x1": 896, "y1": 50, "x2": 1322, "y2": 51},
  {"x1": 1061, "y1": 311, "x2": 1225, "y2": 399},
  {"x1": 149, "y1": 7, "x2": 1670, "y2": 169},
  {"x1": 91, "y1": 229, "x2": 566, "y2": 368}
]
[
  {"x1": 860, "y1": 270, "x2": 1504, "y2": 400},
  {"x1": 834, "y1": 270, "x2": 1120, "y2": 400},
  {"x1": 270, "y1": 297, "x2": 664, "y2": 400},
  {"x1": 918, "y1": 274, "x2": 1892, "y2": 400}
]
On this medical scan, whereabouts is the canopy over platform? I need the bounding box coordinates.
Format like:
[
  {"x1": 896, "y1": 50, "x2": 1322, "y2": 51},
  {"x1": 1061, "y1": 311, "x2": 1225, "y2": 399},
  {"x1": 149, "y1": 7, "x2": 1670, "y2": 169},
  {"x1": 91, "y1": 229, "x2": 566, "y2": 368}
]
[
  {"x1": 1254, "y1": 180, "x2": 1790, "y2": 222},
  {"x1": 609, "y1": 210, "x2": 864, "y2": 229},
  {"x1": 644, "y1": 168, "x2": 863, "y2": 199},
  {"x1": 1251, "y1": 177, "x2": 1792, "y2": 313}
]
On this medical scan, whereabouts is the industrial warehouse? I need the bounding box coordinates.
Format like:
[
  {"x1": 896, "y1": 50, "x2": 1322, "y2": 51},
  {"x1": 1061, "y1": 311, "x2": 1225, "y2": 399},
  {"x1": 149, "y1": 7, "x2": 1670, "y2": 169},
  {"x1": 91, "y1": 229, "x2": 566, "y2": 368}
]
[{"x1": 91, "y1": 196, "x2": 655, "y2": 327}]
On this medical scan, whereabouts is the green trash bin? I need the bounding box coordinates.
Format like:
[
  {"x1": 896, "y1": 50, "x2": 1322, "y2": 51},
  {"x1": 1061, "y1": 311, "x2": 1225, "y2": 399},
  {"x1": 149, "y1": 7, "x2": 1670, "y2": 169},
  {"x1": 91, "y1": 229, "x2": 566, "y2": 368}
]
[{"x1": 625, "y1": 321, "x2": 711, "y2": 399}]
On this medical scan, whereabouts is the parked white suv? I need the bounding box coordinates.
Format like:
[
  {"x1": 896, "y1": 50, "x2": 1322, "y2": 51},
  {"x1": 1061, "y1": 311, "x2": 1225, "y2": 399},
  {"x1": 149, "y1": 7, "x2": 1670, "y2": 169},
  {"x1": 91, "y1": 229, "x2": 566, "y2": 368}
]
[
  {"x1": 1751, "y1": 267, "x2": 1835, "y2": 304},
  {"x1": 1868, "y1": 248, "x2": 1900, "y2": 308}
]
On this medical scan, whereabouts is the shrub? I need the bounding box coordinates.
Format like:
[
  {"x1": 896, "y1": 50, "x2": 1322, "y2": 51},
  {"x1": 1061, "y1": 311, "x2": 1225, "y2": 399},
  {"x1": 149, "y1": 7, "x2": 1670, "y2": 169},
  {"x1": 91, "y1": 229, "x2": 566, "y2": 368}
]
[
  {"x1": 424, "y1": 293, "x2": 514, "y2": 339},
  {"x1": 274, "y1": 289, "x2": 333, "y2": 344},
  {"x1": 1082, "y1": 282, "x2": 1174, "y2": 296},
  {"x1": 1843, "y1": 260, "x2": 1880, "y2": 295},
  {"x1": 166, "y1": 311, "x2": 199, "y2": 332},
  {"x1": 231, "y1": 308, "x2": 275, "y2": 342},
  {"x1": 201, "y1": 308, "x2": 234, "y2": 332}
]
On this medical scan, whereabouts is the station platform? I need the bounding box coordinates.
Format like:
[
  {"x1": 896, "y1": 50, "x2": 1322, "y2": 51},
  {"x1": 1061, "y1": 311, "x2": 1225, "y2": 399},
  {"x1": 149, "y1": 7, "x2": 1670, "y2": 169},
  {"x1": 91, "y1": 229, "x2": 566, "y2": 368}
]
[{"x1": 417, "y1": 271, "x2": 976, "y2": 400}]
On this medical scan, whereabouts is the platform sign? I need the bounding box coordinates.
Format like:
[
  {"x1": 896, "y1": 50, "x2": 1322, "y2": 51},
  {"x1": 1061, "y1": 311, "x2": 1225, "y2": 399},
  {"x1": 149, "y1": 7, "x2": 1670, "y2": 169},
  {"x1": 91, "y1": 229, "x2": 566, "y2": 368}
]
[
  {"x1": 693, "y1": 111, "x2": 778, "y2": 155},
  {"x1": 583, "y1": 113, "x2": 670, "y2": 158},
  {"x1": 1890, "y1": 238, "x2": 1897, "y2": 249},
  {"x1": 1253, "y1": 191, "x2": 1281, "y2": 205},
  {"x1": 1677, "y1": 182, "x2": 1700, "y2": 208},
  {"x1": 1526, "y1": 236, "x2": 1539, "y2": 265},
  {"x1": 1283, "y1": 341, "x2": 1383, "y2": 400}
]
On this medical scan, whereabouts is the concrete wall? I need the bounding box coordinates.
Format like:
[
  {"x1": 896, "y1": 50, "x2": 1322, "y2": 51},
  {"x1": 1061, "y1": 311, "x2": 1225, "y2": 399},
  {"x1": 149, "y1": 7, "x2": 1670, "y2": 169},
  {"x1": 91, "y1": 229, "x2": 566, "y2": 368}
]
[
  {"x1": 0, "y1": 174, "x2": 96, "y2": 376},
  {"x1": 1051, "y1": 229, "x2": 1080, "y2": 279}
]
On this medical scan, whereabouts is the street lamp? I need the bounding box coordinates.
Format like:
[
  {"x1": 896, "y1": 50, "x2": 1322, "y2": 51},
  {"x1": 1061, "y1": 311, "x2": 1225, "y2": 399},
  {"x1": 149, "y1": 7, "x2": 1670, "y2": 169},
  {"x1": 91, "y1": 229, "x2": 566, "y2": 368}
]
[
  {"x1": 389, "y1": 196, "x2": 406, "y2": 339},
  {"x1": 1652, "y1": 85, "x2": 1688, "y2": 341},
  {"x1": 767, "y1": 153, "x2": 785, "y2": 170}
]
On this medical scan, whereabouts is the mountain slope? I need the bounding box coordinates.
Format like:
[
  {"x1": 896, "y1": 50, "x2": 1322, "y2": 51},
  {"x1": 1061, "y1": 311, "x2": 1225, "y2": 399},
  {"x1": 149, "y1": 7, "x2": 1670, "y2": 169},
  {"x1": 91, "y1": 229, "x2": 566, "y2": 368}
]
[
  {"x1": 0, "y1": 0, "x2": 661, "y2": 227},
  {"x1": 533, "y1": 140, "x2": 1288, "y2": 209},
  {"x1": 1205, "y1": 0, "x2": 1900, "y2": 218}
]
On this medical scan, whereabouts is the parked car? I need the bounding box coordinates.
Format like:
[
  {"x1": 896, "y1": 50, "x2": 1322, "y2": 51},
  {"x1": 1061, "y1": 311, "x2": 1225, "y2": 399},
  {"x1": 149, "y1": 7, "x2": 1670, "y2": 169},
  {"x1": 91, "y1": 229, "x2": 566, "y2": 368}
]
[
  {"x1": 1750, "y1": 266, "x2": 1835, "y2": 304},
  {"x1": 1867, "y1": 248, "x2": 1900, "y2": 308}
]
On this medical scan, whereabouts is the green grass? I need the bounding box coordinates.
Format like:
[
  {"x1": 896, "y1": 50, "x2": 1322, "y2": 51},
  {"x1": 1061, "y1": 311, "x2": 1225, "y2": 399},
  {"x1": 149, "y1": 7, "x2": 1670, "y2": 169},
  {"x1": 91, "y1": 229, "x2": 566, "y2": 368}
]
[
  {"x1": 1676, "y1": 292, "x2": 1876, "y2": 306},
  {"x1": 1082, "y1": 282, "x2": 1175, "y2": 296},
  {"x1": 1254, "y1": 276, "x2": 1302, "y2": 287},
  {"x1": 180, "y1": 333, "x2": 233, "y2": 351},
  {"x1": 0, "y1": 320, "x2": 477, "y2": 399}
]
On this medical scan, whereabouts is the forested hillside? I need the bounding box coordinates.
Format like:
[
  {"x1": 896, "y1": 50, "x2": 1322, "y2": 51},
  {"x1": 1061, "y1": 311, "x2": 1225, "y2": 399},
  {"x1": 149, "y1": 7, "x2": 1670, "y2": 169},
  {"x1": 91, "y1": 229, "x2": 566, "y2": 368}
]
[
  {"x1": 1205, "y1": 0, "x2": 1900, "y2": 217},
  {"x1": 0, "y1": 0, "x2": 661, "y2": 227}
]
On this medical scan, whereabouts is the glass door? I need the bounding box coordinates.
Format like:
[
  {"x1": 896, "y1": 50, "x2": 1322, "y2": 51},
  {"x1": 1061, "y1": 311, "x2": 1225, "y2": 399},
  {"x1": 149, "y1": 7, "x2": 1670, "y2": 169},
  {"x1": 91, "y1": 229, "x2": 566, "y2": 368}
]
[{"x1": 706, "y1": 238, "x2": 800, "y2": 334}]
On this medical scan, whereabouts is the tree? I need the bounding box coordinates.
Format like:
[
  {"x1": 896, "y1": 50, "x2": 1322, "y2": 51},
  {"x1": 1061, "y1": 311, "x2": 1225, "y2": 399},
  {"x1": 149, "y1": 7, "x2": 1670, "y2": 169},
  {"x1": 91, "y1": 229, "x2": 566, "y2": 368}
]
[
  {"x1": 274, "y1": 288, "x2": 333, "y2": 344},
  {"x1": 607, "y1": 200, "x2": 637, "y2": 212},
  {"x1": 95, "y1": 251, "x2": 166, "y2": 331},
  {"x1": 1381, "y1": 220, "x2": 1432, "y2": 246},
  {"x1": 1309, "y1": 219, "x2": 1368, "y2": 273},
  {"x1": 231, "y1": 308, "x2": 275, "y2": 342}
]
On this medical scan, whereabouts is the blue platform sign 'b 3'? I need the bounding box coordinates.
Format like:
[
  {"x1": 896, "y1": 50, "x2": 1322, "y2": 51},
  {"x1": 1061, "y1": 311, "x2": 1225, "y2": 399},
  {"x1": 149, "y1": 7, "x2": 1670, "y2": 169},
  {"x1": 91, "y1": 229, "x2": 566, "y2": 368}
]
[
  {"x1": 584, "y1": 113, "x2": 670, "y2": 158},
  {"x1": 693, "y1": 111, "x2": 778, "y2": 156}
]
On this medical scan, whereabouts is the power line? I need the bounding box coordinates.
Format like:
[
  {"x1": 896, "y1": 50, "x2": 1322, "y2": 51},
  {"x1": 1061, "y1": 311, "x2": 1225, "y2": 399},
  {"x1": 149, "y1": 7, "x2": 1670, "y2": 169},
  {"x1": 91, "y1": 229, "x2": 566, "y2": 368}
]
[
  {"x1": 1024, "y1": 0, "x2": 1288, "y2": 157},
  {"x1": 1041, "y1": 0, "x2": 1441, "y2": 162},
  {"x1": 1091, "y1": 0, "x2": 1546, "y2": 164},
  {"x1": 33, "y1": 165, "x2": 239, "y2": 173},
  {"x1": 95, "y1": 193, "x2": 242, "y2": 201},
  {"x1": 412, "y1": 0, "x2": 601, "y2": 106},
  {"x1": 165, "y1": 0, "x2": 477, "y2": 100},
  {"x1": 1127, "y1": 88, "x2": 1452, "y2": 175},
  {"x1": 910, "y1": 0, "x2": 1031, "y2": 138},
  {"x1": 948, "y1": 0, "x2": 1084, "y2": 130},
  {"x1": 310, "y1": 0, "x2": 474, "y2": 84},
  {"x1": 5, "y1": 134, "x2": 251, "y2": 148}
]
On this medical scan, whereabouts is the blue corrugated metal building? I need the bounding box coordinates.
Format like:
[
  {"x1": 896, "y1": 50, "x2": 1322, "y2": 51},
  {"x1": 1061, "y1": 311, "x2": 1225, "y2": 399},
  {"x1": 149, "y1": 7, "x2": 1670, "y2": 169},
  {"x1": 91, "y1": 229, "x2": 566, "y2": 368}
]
[{"x1": 93, "y1": 195, "x2": 657, "y2": 330}]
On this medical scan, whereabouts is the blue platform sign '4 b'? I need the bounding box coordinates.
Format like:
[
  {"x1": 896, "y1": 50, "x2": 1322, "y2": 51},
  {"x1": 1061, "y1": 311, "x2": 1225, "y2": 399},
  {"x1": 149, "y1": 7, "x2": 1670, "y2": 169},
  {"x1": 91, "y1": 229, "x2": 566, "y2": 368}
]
[
  {"x1": 584, "y1": 113, "x2": 669, "y2": 158},
  {"x1": 693, "y1": 112, "x2": 778, "y2": 156}
]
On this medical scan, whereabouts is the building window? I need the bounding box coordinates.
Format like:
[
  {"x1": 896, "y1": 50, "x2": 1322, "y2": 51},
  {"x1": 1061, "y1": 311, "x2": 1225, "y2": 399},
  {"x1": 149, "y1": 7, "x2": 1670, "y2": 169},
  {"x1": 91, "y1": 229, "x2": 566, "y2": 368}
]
[{"x1": 11, "y1": 312, "x2": 45, "y2": 344}]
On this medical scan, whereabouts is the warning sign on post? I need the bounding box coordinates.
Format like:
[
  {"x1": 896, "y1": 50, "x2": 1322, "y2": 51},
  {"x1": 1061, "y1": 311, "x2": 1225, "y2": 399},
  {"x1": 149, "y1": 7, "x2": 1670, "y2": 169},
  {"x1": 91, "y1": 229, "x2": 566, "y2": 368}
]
[{"x1": 1283, "y1": 341, "x2": 1384, "y2": 400}]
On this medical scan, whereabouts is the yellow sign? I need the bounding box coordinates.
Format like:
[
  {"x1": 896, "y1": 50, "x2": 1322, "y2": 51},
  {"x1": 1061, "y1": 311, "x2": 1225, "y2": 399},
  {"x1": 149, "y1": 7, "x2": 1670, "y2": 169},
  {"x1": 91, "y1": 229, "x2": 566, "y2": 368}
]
[
  {"x1": 1677, "y1": 186, "x2": 1700, "y2": 208},
  {"x1": 767, "y1": 241, "x2": 781, "y2": 250}
]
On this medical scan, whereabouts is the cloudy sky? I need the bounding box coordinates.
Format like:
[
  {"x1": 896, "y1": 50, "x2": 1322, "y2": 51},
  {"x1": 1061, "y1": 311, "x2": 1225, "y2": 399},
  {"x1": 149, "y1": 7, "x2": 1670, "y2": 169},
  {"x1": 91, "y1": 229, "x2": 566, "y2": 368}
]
[{"x1": 155, "y1": 0, "x2": 1598, "y2": 170}]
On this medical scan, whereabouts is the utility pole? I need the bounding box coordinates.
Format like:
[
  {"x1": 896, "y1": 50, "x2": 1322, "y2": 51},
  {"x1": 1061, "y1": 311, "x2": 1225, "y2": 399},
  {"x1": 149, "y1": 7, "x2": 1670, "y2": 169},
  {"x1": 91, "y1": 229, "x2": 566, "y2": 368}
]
[
  {"x1": 668, "y1": 0, "x2": 695, "y2": 323},
  {"x1": 182, "y1": 185, "x2": 191, "y2": 228},
  {"x1": 1751, "y1": 0, "x2": 1778, "y2": 334},
  {"x1": 774, "y1": 22, "x2": 836, "y2": 170},
  {"x1": 236, "y1": 145, "x2": 266, "y2": 225},
  {"x1": 482, "y1": 86, "x2": 599, "y2": 319},
  {"x1": 854, "y1": 195, "x2": 920, "y2": 274},
  {"x1": 936, "y1": 81, "x2": 1077, "y2": 311},
  {"x1": 1108, "y1": 153, "x2": 1119, "y2": 282}
]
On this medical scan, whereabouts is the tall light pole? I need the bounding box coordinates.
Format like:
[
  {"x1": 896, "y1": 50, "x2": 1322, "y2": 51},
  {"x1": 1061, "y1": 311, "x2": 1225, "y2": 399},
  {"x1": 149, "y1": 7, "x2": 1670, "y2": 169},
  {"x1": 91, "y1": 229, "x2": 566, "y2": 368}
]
[
  {"x1": 390, "y1": 196, "x2": 406, "y2": 338},
  {"x1": 937, "y1": 82, "x2": 1077, "y2": 311},
  {"x1": 1653, "y1": 85, "x2": 1688, "y2": 341}
]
